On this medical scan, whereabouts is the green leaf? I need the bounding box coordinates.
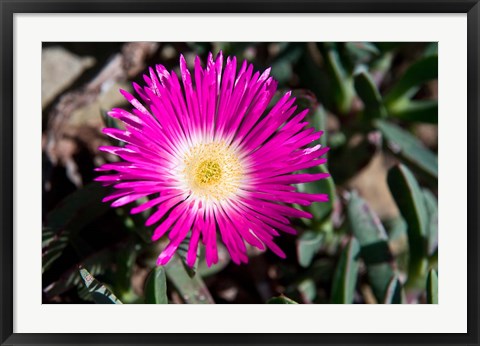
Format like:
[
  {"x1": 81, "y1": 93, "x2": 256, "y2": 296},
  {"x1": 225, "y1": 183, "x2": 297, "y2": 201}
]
[
  {"x1": 327, "y1": 134, "x2": 376, "y2": 185},
  {"x1": 305, "y1": 258, "x2": 336, "y2": 284},
  {"x1": 296, "y1": 231, "x2": 323, "y2": 268},
  {"x1": 298, "y1": 279, "x2": 317, "y2": 303},
  {"x1": 344, "y1": 42, "x2": 380, "y2": 62},
  {"x1": 44, "y1": 182, "x2": 110, "y2": 230},
  {"x1": 389, "y1": 100, "x2": 438, "y2": 124},
  {"x1": 384, "y1": 216, "x2": 408, "y2": 257},
  {"x1": 383, "y1": 216, "x2": 407, "y2": 241},
  {"x1": 267, "y1": 295, "x2": 298, "y2": 304},
  {"x1": 297, "y1": 49, "x2": 334, "y2": 111},
  {"x1": 42, "y1": 227, "x2": 70, "y2": 274},
  {"x1": 270, "y1": 44, "x2": 304, "y2": 84},
  {"x1": 331, "y1": 237, "x2": 360, "y2": 304},
  {"x1": 198, "y1": 244, "x2": 230, "y2": 277},
  {"x1": 383, "y1": 276, "x2": 403, "y2": 304},
  {"x1": 116, "y1": 200, "x2": 152, "y2": 244},
  {"x1": 387, "y1": 164, "x2": 429, "y2": 289},
  {"x1": 290, "y1": 90, "x2": 328, "y2": 151},
  {"x1": 375, "y1": 119, "x2": 438, "y2": 179},
  {"x1": 423, "y1": 42, "x2": 438, "y2": 57},
  {"x1": 274, "y1": 43, "x2": 305, "y2": 64},
  {"x1": 177, "y1": 232, "x2": 200, "y2": 278},
  {"x1": 423, "y1": 189, "x2": 438, "y2": 256},
  {"x1": 43, "y1": 248, "x2": 114, "y2": 299},
  {"x1": 79, "y1": 267, "x2": 122, "y2": 304},
  {"x1": 426, "y1": 269, "x2": 438, "y2": 304},
  {"x1": 384, "y1": 55, "x2": 438, "y2": 106},
  {"x1": 347, "y1": 191, "x2": 395, "y2": 302},
  {"x1": 144, "y1": 266, "x2": 168, "y2": 304},
  {"x1": 115, "y1": 242, "x2": 140, "y2": 299},
  {"x1": 271, "y1": 60, "x2": 293, "y2": 84},
  {"x1": 77, "y1": 284, "x2": 96, "y2": 302},
  {"x1": 370, "y1": 51, "x2": 394, "y2": 76},
  {"x1": 354, "y1": 67, "x2": 387, "y2": 120},
  {"x1": 297, "y1": 164, "x2": 335, "y2": 224},
  {"x1": 165, "y1": 254, "x2": 214, "y2": 304},
  {"x1": 311, "y1": 104, "x2": 328, "y2": 149},
  {"x1": 323, "y1": 43, "x2": 355, "y2": 113},
  {"x1": 42, "y1": 182, "x2": 117, "y2": 275},
  {"x1": 328, "y1": 132, "x2": 347, "y2": 149}
]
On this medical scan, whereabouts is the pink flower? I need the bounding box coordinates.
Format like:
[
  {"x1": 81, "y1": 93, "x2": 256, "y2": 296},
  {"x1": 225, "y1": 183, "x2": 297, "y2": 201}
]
[{"x1": 96, "y1": 52, "x2": 329, "y2": 267}]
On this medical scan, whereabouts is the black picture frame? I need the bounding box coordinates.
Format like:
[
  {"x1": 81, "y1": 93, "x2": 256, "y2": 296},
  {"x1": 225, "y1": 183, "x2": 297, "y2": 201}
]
[{"x1": 1, "y1": 1, "x2": 479, "y2": 345}]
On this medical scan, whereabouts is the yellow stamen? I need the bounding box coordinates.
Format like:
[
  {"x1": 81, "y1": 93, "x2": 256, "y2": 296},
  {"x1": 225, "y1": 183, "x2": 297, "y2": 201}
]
[
  {"x1": 183, "y1": 141, "x2": 242, "y2": 201},
  {"x1": 195, "y1": 160, "x2": 222, "y2": 186}
]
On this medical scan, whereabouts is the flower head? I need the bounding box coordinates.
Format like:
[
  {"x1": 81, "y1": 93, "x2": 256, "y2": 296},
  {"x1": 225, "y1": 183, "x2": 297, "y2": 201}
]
[{"x1": 96, "y1": 52, "x2": 329, "y2": 267}]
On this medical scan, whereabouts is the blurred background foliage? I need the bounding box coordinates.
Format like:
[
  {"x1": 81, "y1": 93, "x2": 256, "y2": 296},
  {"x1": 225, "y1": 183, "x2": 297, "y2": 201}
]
[{"x1": 42, "y1": 42, "x2": 437, "y2": 304}]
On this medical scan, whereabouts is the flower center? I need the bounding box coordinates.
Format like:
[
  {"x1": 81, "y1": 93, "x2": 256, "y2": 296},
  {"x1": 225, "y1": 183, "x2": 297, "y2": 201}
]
[
  {"x1": 195, "y1": 160, "x2": 222, "y2": 187},
  {"x1": 182, "y1": 141, "x2": 243, "y2": 202}
]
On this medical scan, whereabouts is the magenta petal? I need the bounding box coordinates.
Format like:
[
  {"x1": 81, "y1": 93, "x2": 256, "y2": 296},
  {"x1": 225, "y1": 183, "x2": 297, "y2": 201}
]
[
  {"x1": 186, "y1": 226, "x2": 201, "y2": 267},
  {"x1": 110, "y1": 193, "x2": 145, "y2": 207}
]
